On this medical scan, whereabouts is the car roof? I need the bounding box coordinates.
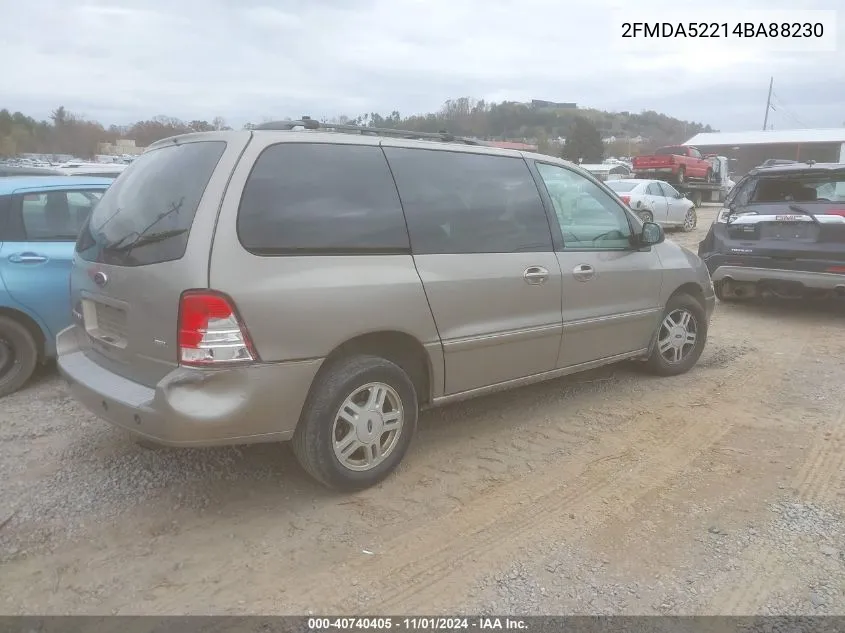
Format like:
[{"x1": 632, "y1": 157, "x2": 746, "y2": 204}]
[
  {"x1": 748, "y1": 162, "x2": 845, "y2": 177},
  {"x1": 0, "y1": 165, "x2": 61, "y2": 175},
  {"x1": 144, "y1": 127, "x2": 602, "y2": 180},
  {"x1": 148, "y1": 128, "x2": 525, "y2": 156},
  {"x1": 0, "y1": 175, "x2": 114, "y2": 195},
  {"x1": 149, "y1": 126, "x2": 578, "y2": 160},
  {"x1": 606, "y1": 178, "x2": 655, "y2": 187}
]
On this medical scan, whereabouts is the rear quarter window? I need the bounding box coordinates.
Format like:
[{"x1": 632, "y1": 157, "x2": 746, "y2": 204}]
[
  {"x1": 725, "y1": 175, "x2": 754, "y2": 206},
  {"x1": 237, "y1": 143, "x2": 410, "y2": 255}
]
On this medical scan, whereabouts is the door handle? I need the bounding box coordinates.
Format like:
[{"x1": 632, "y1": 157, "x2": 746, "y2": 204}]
[
  {"x1": 572, "y1": 264, "x2": 595, "y2": 282},
  {"x1": 8, "y1": 252, "x2": 48, "y2": 264},
  {"x1": 523, "y1": 266, "x2": 549, "y2": 285}
]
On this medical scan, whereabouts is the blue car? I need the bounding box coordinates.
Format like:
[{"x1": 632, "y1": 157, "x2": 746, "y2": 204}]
[{"x1": 0, "y1": 176, "x2": 113, "y2": 396}]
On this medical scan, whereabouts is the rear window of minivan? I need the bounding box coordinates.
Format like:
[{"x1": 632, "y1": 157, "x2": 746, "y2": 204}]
[{"x1": 76, "y1": 140, "x2": 225, "y2": 266}]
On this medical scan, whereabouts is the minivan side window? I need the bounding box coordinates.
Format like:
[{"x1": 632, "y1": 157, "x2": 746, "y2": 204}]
[
  {"x1": 383, "y1": 147, "x2": 553, "y2": 254},
  {"x1": 535, "y1": 163, "x2": 633, "y2": 250},
  {"x1": 237, "y1": 143, "x2": 410, "y2": 255}
]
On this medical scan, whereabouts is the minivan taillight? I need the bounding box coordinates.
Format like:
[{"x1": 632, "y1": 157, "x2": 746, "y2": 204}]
[{"x1": 177, "y1": 291, "x2": 257, "y2": 366}]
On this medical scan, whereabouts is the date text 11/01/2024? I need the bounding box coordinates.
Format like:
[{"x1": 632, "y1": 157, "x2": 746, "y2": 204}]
[
  {"x1": 307, "y1": 617, "x2": 528, "y2": 630},
  {"x1": 621, "y1": 22, "x2": 824, "y2": 38}
]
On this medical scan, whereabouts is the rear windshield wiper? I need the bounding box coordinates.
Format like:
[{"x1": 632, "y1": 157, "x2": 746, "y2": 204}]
[
  {"x1": 787, "y1": 204, "x2": 821, "y2": 225},
  {"x1": 109, "y1": 228, "x2": 188, "y2": 253}
]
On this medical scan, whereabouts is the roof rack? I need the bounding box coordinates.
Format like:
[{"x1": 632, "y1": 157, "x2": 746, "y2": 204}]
[{"x1": 253, "y1": 116, "x2": 488, "y2": 146}]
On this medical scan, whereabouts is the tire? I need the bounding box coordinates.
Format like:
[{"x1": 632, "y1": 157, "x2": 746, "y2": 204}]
[
  {"x1": 676, "y1": 167, "x2": 686, "y2": 185},
  {"x1": 682, "y1": 208, "x2": 697, "y2": 232},
  {"x1": 0, "y1": 315, "x2": 39, "y2": 398},
  {"x1": 713, "y1": 280, "x2": 735, "y2": 303},
  {"x1": 292, "y1": 354, "x2": 418, "y2": 491},
  {"x1": 692, "y1": 191, "x2": 703, "y2": 208},
  {"x1": 643, "y1": 293, "x2": 708, "y2": 377},
  {"x1": 638, "y1": 209, "x2": 654, "y2": 223}
]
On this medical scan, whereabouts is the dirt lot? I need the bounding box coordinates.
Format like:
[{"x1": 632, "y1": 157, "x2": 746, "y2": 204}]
[{"x1": 2, "y1": 205, "x2": 844, "y2": 615}]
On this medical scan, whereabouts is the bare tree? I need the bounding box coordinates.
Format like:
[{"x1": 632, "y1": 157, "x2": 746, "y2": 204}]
[{"x1": 50, "y1": 106, "x2": 68, "y2": 126}]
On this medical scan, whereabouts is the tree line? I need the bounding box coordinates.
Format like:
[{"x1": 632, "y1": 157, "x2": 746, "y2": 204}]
[
  {"x1": 1, "y1": 98, "x2": 714, "y2": 160},
  {"x1": 0, "y1": 106, "x2": 234, "y2": 158}
]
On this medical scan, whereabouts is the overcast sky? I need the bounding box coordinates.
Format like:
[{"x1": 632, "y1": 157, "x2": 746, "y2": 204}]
[{"x1": 2, "y1": 0, "x2": 843, "y2": 133}]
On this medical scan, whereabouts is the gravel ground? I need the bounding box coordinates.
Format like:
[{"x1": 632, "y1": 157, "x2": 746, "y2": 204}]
[
  {"x1": 0, "y1": 370, "x2": 291, "y2": 562},
  {"x1": 2, "y1": 205, "x2": 845, "y2": 615},
  {"x1": 475, "y1": 501, "x2": 845, "y2": 615}
]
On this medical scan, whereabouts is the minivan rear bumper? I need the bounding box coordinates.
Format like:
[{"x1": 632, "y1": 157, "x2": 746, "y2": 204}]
[{"x1": 56, "y1": 325, "x2": 323, "y2": 447}]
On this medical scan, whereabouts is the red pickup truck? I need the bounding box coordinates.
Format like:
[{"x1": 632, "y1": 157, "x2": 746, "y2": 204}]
[{"x1": 632, "y1": 145, "x2": 713, "y2": 184}]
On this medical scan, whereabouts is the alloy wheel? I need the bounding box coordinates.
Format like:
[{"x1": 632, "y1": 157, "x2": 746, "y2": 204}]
[
  {"x1": 332, "y1": 382, "x2": 404, "y2": 471},
  {"x1": 657, "y1": 309, "x2": 698, "y2": 364}
]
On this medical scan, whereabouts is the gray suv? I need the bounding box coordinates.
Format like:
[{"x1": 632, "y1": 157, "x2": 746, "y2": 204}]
[{"x1": 57, "y1": 120, "x2": 716, "y2": 491}]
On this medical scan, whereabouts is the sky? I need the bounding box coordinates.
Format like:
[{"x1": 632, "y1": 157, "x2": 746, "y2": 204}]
[{"x1": 2, "y1": 0, "x2": 843, "y2": 134}]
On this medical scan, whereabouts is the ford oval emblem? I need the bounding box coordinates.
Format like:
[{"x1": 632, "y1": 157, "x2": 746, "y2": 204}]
[{"x1": 93, "y1": 271, "x2": 108, "y2": 287}]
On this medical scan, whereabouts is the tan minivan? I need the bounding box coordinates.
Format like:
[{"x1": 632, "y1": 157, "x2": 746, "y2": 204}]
[{"x1": 57, "y1": 120, "x2": 716, "y2": 490}]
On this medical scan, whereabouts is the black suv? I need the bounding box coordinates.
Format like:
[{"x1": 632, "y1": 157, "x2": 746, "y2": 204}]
[{"x1": 698, "y1": 162, "x2": 845, "y2": 301}]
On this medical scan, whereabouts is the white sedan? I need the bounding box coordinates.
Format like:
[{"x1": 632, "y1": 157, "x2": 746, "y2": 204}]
[{"x1": 606, "y1": 179, "x2": 697, "y2": 231}]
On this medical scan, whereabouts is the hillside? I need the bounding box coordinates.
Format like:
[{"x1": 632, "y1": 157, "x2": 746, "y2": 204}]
[
  {"x1": 1, "y1": 98, "x2": 715, "y2": 158},
  {"x1": 331, "y1": 98, "x2": 716, "y2": 156}
]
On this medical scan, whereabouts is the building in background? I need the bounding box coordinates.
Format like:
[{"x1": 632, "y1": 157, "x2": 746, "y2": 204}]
[
  {"x1": 683, "y1": 129, "x2": 845, "y2": 179},
  {"x1": 531, "y1": 100, "x2": 577, "y2": 109},
  {"x1": 97, "y1": 138, "x2": 145, "y2": 156}
]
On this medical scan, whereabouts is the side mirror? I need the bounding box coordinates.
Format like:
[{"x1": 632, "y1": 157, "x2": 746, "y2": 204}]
[
  {"x1": 677, "y1": 192, "x2": 685, "y2": 199},
  {"x1": 640, "y1": 221, "x2": 664, "y2": 246}
]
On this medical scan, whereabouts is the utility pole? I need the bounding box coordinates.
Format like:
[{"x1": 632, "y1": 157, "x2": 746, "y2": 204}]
[{"x1": 762, "y1": 76, "x2": 773, "y2": 131}]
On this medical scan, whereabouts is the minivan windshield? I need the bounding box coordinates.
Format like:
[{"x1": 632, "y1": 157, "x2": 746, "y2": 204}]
[{"x1": 76, "y1": 140, "x2": 226, "y2": 266}]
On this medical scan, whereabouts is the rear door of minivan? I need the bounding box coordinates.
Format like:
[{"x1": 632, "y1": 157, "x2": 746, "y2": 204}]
[{"x1": 70, "y1": 133, "x2": 251, "y2": 387}]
